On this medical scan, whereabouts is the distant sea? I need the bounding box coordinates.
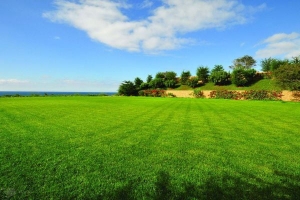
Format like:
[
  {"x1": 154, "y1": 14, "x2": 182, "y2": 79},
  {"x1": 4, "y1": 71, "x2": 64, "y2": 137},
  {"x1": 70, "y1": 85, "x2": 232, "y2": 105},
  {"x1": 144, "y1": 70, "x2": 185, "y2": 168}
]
[{"x1": 0, "y1": 91, "x2": 117, "y2": 97}]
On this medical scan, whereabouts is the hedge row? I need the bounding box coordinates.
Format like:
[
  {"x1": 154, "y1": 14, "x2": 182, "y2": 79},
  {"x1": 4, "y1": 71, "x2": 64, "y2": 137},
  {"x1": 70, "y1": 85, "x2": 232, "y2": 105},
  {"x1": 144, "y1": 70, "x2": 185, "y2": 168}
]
[
  {"x1": 192, "y1": 90, "x2": 283, "y2": 100},
  {"x1": 208, "y1": 90, "x2": 283, "y2": 100}
]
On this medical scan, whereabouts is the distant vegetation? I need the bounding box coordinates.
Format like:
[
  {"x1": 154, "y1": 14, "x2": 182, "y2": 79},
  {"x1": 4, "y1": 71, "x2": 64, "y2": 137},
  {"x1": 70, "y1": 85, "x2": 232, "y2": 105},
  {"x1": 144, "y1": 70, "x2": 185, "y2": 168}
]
[{"x1": 118, "y1": 55, "x2": 300, "y2": 96}]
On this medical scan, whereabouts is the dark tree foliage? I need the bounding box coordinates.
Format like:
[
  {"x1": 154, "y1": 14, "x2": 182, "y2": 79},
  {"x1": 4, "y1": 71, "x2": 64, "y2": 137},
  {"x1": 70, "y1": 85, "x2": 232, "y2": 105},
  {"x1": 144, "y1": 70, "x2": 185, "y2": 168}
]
[
  {"x1": 231, "y1": 68, "x2": 256, "y2": 87},
  {"x1": 164, "y1": 80, "x2": 176, "y2": 88},
  {"x1": 140, "y1": 82, "x2": 149, "y2": 90},
  {"x1": 231, "y1": 55, "x2": 256, "y2": 69},
  {"x1": 196, "y1": 66, "x2": 209, "y2": 83},
  {"x1": 209, "y1": 65, "x2": 230, "y2": 85},
  {"x1": 149, "y1": 78, "x2": 165, "y2": 89},
  {"x1": 211, "y1": 65, "x2": 224, "y2": 73},
  {"x1": 118, "y1": 81, "x2": 138, "y2": 96},
  {"x1": 134, "y1": 77, "x2": 143, "y2": 89},
  {"x1": 260, "y1": 58, "x2": 289, "y2": 72},
  {"x1": 164, "y1": 71, "x2": 177, "y2": 81},
  {"x1": 274, "y1": 63, "x2": 300, "y2": 90},
  {"x1": 291, "y1": 55, "x2": 300, "y2": 64},
  {"x1": 180, "y1": 71, "x2": 191, "y2": 85},
  {"x1": 146, "y1": 75, "x2": 153, "y2": 83},
  {"x1": 187, "y1": 77, "x2": 199, "y2": 88},
  {"x1": 155, "y1": 72, "x2": 165, "y2": 79}
]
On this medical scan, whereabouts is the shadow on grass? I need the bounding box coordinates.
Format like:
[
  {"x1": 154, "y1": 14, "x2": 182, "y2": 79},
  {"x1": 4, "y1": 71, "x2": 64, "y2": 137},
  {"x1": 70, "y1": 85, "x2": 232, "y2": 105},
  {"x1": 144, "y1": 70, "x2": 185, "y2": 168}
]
[
  {"x1": 3, "y1": 170, "x2": 298, "y2": 199},
  {"x1": 102, "y1": 170, "x2": 300, "y2": 200}
]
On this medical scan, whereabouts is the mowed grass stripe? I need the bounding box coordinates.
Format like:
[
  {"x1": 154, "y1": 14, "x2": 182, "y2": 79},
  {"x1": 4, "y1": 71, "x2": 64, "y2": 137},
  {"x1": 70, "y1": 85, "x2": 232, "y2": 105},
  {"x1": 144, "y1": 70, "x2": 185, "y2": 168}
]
[{"x1": 0, "y1": 97, "x2": 299, "y2": 199}]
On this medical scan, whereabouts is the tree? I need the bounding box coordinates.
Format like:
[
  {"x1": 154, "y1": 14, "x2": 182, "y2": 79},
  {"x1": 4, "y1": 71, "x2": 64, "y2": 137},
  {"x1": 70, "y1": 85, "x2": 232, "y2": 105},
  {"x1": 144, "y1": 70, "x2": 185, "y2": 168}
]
[
  {"x1": 209, "y1": 65, "x2": 230, "y2": 85},
  {"x1": 164, "y1": 80, "x2": 176, "y2": 88},
  {"x1": 180, "y1": 71, "x2": 191, "y2": 85},
  {"x1": 231, "y1": 68, "x2": 256, "y2": 87},
  {"x1": 155, "y1": 72, "x2": 165, "y2": 79},
  {"x1": 231, "y1": 55, "x2": 256, "y2": 69},
  {"x1": 140, "y1": 82, "x2": 150, "y2": 90},
  {"x1": 187, "y1": 77, "x2": 199, "y2": 88},
  {"x1": 118, "y1": 81, "x2": 137, "y2": 96},
  {"x1": 149, "y1": 78, "x2": 165, "y2": 89},
  {"x1": 146, "y1": 75, "x2": 153, "y2": 83},
  {"x1": 211, "y1": 65, "x2": 224, "y2": 73},
  {"x1": 196, "y1": 66, "x2": 209, "y2": 83},
  {"x1": 274, "y1": 63, "x2": 300, "y2": 90},
  {"x1": 164, "y1": 71, "x2": 177, "y2": 81},
  {"x1": 291, "y1": 55, "x2": 300, "y2": 64},
  {"x1": 134, "y1": 77, "x2": 143, "y2": 89},
  {"x1": 261, "y1": 58, "x2": 289, "y2": 72}
]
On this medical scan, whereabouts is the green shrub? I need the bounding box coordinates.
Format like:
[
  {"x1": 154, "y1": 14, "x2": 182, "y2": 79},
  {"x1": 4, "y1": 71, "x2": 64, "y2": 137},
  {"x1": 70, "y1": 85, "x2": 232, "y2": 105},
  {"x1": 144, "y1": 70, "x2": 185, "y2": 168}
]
[
  {"x1": 193, "y1": 89, "x2": 205, "y2": 98},
  {"x1": 164, "y1": 80, "x2": 176, "y2": 88},
  {"x1": 149, "y1": 78, "x2": 165, "y2": 89},
  {"x1": 187, "y1": 77, "x2": 199, "y2": 88},
  {"x1": 140, "y1": 89, "x2": 166, "y2": 97},
  {"x1": 292, "y1": 91, "x2": 300, "y2": 101},
  {"x1": 118, "y1": 81, "x2": 138, "y2": 96},
  {"x1": 243, "y1": 90, "x2": 282, "y2": 100},
  {"x1": 209, "y1": 71, "x2": 231, "y2": 85},
  {"x1": 209, "y1": 90, "x2": 243, "y2": 100},
  {"x1": 231, "y1": 68, "x2": 256, "y2": 86},
  {"x1": 274, "y1": 63, "x2": 300, "y2": 90}
]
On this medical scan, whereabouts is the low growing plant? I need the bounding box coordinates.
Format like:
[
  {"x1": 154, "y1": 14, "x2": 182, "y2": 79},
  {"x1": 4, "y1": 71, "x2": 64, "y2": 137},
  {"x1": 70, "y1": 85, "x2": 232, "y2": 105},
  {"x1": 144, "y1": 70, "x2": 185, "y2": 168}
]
[
  {"x1": 292, "y1": 91, "x2": 300, "y2": 101},
  {"x1": 193, "y1": 89, "x2": 205, "y2": 98},
  {"x1": 140, "y1": 89, "x2": 166, "y2": 97},
  {"x1": 209, "y1": 90, "x2": 243, "y2": 100},
  {"x1": 243, "y1": 90, "x2": 282, "y2": 101}
]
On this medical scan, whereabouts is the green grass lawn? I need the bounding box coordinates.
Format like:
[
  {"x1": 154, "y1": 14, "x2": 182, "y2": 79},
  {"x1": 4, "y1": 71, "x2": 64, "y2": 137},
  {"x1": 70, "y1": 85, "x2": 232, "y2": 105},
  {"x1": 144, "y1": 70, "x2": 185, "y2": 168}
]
[{"x1": 0, "y1": 97, "x2": 299, "y2": 199}]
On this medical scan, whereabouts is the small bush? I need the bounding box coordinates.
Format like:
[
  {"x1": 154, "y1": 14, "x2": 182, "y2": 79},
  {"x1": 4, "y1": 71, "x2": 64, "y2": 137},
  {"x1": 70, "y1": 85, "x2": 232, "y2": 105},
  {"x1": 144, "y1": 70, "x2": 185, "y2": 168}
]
[
  {"x1": 292, "y1": 91, "x2": 300, "y2": 101},
  {"x1": 231, "y1": 68, "x2": 256, "y2": 87},
  {"x1": 209, "y1": 90, "x2": 243, "y2": 100},
  {"x1": 274, "y1": 63, "x2": 300, "y2": 90},
  {"x1": 187, "y1": 77, "x2": 199, "y2": 88},
  {"x1": 193, "y1": 89, "x2": 205, "y2": 98},
  {"x1": 140, "y1": 89, "x2": 166, "y2": 97},
  {"x1": 208, "y1": 90, "x2": 282, "y2": 101},
  {"x1": 243, "y1": 90, "x2": 282, "y2": 101}
]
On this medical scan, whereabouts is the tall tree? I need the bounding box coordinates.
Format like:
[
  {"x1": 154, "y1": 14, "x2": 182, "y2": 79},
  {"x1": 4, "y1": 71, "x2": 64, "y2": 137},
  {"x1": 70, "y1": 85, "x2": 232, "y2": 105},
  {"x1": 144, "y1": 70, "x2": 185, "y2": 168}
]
[
  {"x1": 209, "y1": 65, "x2": 230, "y2": 85},
  {"x1": 146, "y1": 75, "x2": 153, "y2": 83},
  {"x1": 180, "y1": 71, "x2": 191, "y2": 85},
  {"x1": 196, "y1": 66, "x2": 209, "y2": 83},
  {"x1": 261, "y1": 58, "x2": 289, "y2": 72},
  {"x1": 231, "y1": 55, "x2": 256, "y2": 69},
  {"x1": 164, "y1": 71, "x2": 177, "y2": 81},
  {"x1": 118, "y1": 81, "x2": 137, "y2": 96},
  {"x1": 134, "y1": 77, "x2": 143, "y2": 89}
]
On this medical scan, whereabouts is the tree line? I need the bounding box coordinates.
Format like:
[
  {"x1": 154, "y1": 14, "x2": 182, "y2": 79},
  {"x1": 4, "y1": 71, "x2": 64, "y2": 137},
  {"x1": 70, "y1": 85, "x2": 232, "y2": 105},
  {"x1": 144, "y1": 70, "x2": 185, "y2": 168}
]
[{"x1": 118, "y1": 55, "x2": 300, "y2": 96}]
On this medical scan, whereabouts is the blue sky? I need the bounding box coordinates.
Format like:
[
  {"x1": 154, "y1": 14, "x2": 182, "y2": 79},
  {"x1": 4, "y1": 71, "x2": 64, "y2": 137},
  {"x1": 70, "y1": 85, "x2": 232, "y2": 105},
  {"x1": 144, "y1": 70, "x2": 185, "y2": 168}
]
[{"x1": 1, "y1": 0, "x2": 300, "y2": 92}]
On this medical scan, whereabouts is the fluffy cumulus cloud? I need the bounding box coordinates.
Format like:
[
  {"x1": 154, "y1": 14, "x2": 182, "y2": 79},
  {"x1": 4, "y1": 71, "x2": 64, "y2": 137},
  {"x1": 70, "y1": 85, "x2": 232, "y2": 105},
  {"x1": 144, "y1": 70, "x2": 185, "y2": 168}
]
[
  {"x1": 256, "y1": 32, "x2": 300, "y2": 59},
  {"x1": 44, "y1": 0, "x2": 261, "y2": 53}
]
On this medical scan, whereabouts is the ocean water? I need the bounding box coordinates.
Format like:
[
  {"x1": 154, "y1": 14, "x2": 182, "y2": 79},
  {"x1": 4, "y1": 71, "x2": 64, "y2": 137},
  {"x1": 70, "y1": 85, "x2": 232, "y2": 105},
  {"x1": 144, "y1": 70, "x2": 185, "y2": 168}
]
[{"x1": 0, "y1": 91, "x2": 117, "y2": 97}]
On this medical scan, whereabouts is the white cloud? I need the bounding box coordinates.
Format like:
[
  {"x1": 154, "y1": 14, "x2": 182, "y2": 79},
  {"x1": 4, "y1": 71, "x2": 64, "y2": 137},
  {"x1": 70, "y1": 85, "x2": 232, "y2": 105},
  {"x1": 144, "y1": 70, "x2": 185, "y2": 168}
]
[
  {"x1": 44, "y1": 0, "x2": 262, "y2": 53},
  {"x1": 256, "y1": 32, "x2": 300, "y2": 58},
  {"x1": 0, "y1": 79, "x2": 29, "y2": 84}
]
